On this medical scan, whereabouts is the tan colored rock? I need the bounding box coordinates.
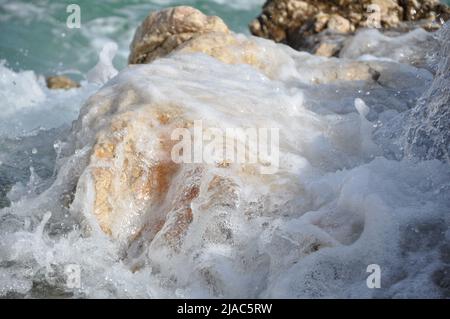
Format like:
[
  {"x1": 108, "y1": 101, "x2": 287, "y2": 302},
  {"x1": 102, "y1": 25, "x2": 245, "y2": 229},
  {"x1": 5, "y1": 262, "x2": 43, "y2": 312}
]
[
  {"x1": 175, "y1": 30, "x2": 307, "y2": 79},
  {"x1": 315, "y1": 42, "x2": 341, "y2": 57},
  {"x1": 403, "y1": 0, "x2": 450, "y2": 21},
  {"x1": 314, "y1": 13, "x2": 330, "y2": 33},
  {"x1": 73, "y1": 6, "x2": 418, "y2": 254},
  {"x1": 176, "y1": 32, "x2": 240, "y2": 62},
  {"x1": 46, "y1": 75, "x2": 80, "y2": 90},
  {"x1": 176, "y1": 32, "x2": 276, "y2": 76},
  {"x1": 81, "y1": 100, "x2": 248, "y2": 249},
  {"x1": 86, "y1": 105, "x2": 184, "y2": 241},
  {"x1": 327, "y1": 14, "x2": 352, "y2": 34},
  {"x1": 128, "y1": 6, "x2": 229, "y2": 64},
  {"x1": 76, "y1": 59, "x2": 381, "y2": 246}
]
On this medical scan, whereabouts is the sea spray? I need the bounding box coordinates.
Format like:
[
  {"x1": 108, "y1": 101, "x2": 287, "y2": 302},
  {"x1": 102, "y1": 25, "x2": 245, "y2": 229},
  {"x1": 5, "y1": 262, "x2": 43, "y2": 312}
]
[{"x1": 0, "y1": 20, "x2": 449, "y2": 300}]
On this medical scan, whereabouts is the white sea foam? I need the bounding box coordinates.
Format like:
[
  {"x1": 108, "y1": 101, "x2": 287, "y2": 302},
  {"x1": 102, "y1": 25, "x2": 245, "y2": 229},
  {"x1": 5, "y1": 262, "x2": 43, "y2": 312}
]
[
  {"x1": 0, "y1": 63, "x2": 98, "y2": 137},
  {"x1": 86, "y1": 42, "x2": 119, "y2": 85},
  {"x1": 0, "y1": 24, "x2": 449, "y2": 299},
  {"x1": 0, "y1": 62, "x2": 46, "y2": 118},
  {"x1": 150, "y1": 0, "x2": 265, "y2": 11},
  {"x1": 340, "y1": 28, "x2": 436, "y2": 67}
]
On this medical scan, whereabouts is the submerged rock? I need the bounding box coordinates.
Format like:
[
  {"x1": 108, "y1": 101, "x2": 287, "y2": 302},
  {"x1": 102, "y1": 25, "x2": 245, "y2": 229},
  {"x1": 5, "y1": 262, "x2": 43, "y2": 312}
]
[
  {"x1": 76, "y1": 7, "x2": 440, "y2": 249},
  {"x1": 128, "y1": 6, "x2": 229, "y2": 64},
  {"x1": 249, "y1": 0, "x2": 450, "y2": 56},
  {"x1": 46, "y1": 75, "x2": 80, "y2": 90}
]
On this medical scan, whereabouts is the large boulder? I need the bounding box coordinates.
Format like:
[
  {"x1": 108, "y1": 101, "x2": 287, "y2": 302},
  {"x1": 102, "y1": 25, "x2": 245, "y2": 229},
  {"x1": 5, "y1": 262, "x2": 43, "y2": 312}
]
[
  {"x1": 37, "y1": 6, "x2": 448, "y2": 298},
  {"x1": 128, "y1": 6, "x2": 229, "y2": 64},
  {"x1": 82, "y1": 7, "x2": 441, "y2": 250},
  {"x1": 127, "y1": 6, "x2": 296, "y2": 78}
]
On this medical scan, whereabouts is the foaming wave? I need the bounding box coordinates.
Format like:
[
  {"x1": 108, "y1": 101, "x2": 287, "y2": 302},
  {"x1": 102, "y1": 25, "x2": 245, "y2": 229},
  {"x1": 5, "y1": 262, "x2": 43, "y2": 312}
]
[{"x1": 0, "y1": 22, "x2": 449, "y2": 299}]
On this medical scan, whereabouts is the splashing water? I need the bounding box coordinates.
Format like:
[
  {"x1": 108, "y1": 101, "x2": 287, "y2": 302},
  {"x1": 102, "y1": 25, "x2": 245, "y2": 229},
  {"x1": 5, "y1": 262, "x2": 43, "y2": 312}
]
[
  {"x1": 86, "y1": 42, "x2": 118, "y2": 85},
  {"x1": 0, "y1": 0, "x2": 265, "y2": 75},
  {"x1": 0, "y1": 6, "x2": 450, "y2": 299}
]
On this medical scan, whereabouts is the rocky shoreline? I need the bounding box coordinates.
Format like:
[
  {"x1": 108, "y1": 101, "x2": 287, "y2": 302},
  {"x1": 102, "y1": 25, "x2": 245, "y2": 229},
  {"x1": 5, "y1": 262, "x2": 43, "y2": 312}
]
[
  {"x1": 46, "y1": 1, "x2": 450, "y2": 87},
  {"x1": 3, "y1": 2, "x2": 449, "y2": 298},
  {"x1": 249, "y1": 0, "x2": 450, "y2": 56}
]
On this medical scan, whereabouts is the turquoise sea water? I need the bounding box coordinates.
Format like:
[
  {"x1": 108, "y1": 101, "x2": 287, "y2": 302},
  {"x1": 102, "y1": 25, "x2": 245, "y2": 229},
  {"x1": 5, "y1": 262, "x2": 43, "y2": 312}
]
[
  {"x1": 0, "y1": 0, "x2": 264, "y2": 77},
  {"x1": 1, "y1": 0, "x2": 450, "y2": 77}
]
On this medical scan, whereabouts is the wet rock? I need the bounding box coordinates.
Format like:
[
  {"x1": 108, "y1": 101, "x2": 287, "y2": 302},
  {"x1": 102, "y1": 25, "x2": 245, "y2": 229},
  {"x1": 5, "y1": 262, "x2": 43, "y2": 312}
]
[
  {"x1": 327, "y1": 14, "x2": 352, "y2": 33},
  {"x1": 285, "y1": 29, "x2": 351, "y2": 57},
  {"x1": 176, "y1": 32, "x2": 289, "y2": 78},
  {"x1": 249, "y1": 0, "x2": 450, "y2": 55},
  {"x1": 128, "y1": 6, "x2": 297, "y2": 79},
  {"x1": 75, "y1": 101, "x2": 182, "y2": 242},
  {"x1": 46, "y1": 75, "x2": 80, "y2": 90},
  {"x1": 315, "y1": 42, "x2": 339, "y2": 57},
  {"x1": 403, "y1": 0, "x2": 450, "y2": 21},
  {"x1": 128, "y1": 6, "x2": 229, "y2": 64}
]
